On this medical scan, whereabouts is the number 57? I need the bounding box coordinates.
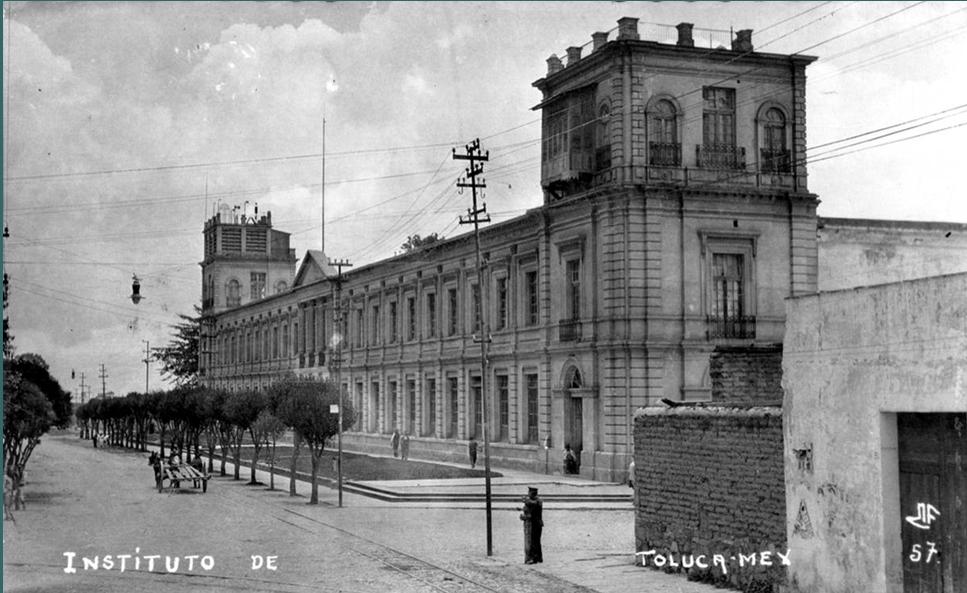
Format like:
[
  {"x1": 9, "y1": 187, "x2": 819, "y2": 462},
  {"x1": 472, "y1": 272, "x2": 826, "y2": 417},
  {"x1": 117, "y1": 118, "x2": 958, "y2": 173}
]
[{"x1": 909, "y1": 542, "x2": 939, "y2": 563}]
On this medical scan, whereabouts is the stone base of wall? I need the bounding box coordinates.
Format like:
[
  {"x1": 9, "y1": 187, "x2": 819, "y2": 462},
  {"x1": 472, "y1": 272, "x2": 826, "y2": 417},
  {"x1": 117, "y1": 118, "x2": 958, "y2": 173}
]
[
  {"x1": 341, "y1": 433, "x2": 629, "y2": 481},
  {"x1": 342, "y1": 432, "x2": 550, "y2": 473}
]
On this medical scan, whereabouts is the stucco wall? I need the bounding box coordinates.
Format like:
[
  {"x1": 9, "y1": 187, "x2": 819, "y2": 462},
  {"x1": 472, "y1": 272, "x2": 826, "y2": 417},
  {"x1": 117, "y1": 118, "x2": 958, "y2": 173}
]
[
  {"x1": 782, "y1": 273, "x2": 967, "y2": 593},
  {"x1": 817, "y1": 218, "x2": 967, "y2": 292}
]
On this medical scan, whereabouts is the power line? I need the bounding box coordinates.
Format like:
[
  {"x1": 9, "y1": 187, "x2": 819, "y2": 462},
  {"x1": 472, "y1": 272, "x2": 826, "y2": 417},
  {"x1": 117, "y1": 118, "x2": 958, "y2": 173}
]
[{"x1": 5, "y1": 120, "x2": 541, "y2": 183}]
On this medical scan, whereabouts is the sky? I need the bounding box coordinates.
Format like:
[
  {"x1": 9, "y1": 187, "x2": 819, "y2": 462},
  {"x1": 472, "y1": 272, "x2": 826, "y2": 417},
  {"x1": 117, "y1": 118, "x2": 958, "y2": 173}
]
[{"x1": 3, "y1": 1, "x2": 967, "y2": 399}]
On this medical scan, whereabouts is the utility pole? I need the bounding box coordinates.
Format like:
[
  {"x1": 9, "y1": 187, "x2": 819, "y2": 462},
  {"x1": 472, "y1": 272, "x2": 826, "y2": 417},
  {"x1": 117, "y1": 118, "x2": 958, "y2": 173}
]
[
  {"x1": 98, "y1": 364, "x2": 108, "y2": 398},
  {"x1": 453, "y1": 138, "x2": 494, "y2": 556},
  {"x1": 142, "y1": 340, "x2": 151, "y2": 393},
  {"x1": 79, "y1": 373, "x2": 87, "y2": 405},
  {"x1": 328, "y1": 258, "x2": 352, "y2": 508}
]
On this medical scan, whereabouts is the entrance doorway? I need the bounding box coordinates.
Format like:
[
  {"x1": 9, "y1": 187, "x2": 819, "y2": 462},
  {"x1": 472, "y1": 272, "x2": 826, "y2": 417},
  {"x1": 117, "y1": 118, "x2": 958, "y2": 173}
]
[
  {"x1": 898, "y1": 413, "x2": 966, "y2": 593},
  {"x1": 563, "y1": 366, "x2": 584, "y2": 472}
]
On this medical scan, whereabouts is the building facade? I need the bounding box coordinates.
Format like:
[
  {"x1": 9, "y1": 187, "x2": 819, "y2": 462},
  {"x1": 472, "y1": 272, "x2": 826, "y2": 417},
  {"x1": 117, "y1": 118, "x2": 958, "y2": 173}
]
[{"x1": 201, "y1": 18, "x2": 819, "y2": 481}]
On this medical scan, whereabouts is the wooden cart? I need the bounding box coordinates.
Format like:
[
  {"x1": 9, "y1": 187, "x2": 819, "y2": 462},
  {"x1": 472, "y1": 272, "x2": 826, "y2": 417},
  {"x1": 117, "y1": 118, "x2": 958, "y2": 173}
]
[{"x1": 158, "y1": 464, "x2": 210, "y2": 493}]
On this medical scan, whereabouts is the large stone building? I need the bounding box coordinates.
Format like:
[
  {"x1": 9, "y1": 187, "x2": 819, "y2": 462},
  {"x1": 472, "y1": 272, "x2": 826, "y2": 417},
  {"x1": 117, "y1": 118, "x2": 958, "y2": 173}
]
[{"x1": 200, "y1": 18, "x2": 819, "y2": 480}]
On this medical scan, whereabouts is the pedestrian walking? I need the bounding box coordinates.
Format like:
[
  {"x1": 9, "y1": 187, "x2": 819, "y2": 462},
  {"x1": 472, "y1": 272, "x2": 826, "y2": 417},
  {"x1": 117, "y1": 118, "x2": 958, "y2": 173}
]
[
  {"x1": 92, "y1": 432, "x2": 99, "y2": 449},
  {"x1": 468, "y1": 437, "x2": 478, "y2": 468},
  {"x1": 390, "y1": 429, "x2": 401, "y2": 458},
  {"x1": 519, "y1": 486, "x2": 543, "y2": 564},
  {"x1": 563, "y1": 444, "x2": 578, "y2": 474},
  {"x1": 400, "y1": 435, "x2": 410, "y2": 460}
]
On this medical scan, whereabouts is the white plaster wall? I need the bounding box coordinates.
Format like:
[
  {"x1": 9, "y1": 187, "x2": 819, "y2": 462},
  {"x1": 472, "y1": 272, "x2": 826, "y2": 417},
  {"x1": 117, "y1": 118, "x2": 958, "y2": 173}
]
[
  {"x1": 782, "y1": 273, "x2": 967, "y2": 593},
  {"x1": 817, "y1": 219, "x2": 967, "y2": 292}
]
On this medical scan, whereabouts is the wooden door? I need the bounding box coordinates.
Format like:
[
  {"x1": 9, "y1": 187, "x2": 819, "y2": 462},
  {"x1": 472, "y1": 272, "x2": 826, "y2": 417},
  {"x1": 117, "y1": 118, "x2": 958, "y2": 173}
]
[{"x1": 898, "y1": 413, "x2": 967, "y2": 593}]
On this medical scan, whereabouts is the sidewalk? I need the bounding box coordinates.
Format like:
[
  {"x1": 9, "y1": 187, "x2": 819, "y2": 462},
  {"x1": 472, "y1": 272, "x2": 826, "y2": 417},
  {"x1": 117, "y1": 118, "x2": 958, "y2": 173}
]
[{"x1": 5, "y1": 434, "x2": 718, "y2": 593}]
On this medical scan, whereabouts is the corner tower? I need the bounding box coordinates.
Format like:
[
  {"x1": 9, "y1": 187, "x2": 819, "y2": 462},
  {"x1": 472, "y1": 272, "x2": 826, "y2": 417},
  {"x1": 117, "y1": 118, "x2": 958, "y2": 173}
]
[{"x1": 200, "y1": 204, "x2": 297, "y2": 316}]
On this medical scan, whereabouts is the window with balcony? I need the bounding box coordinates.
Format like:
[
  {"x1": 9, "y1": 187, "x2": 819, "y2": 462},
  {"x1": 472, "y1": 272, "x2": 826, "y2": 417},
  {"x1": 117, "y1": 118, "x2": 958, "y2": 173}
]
[
  {"x1": 354, "y1": 308, "x2": 363, "y2": 346},
  {"x1": 388, "y1": 301, "x2": 398, "y2": 343},
  {"x1": 701, "y1": 232, "x2": 757, "y2": 340},
  {"x1": 226, "y1": 278, "x2": 241, "y2": 307},
  {"x1": 560, "y1": 258, "x2": 582, "y2": 341},
  {"x1": 406, "y1": 296, "x2": 416, "y2": 341},
  {"x1": 700, "y1": 87, "x2": 744, "y2": 169},
  {"x1": 759, "y1": 107, "x2": 790, "y2": 173},
  {"x1": 370, "y1": 303, "x2": 380, "y2": 345},
  {"x1": 250, "y1": 272, "x2": 266, "y2": 300},
  {"x1": 470, "y1": 282, "x2": 481, "y2": 334},
  {"x1": 426, "y1": 292, "x2": 437, "y2": 338},
  {"x1": 648, "y1": 98, "x2": 680, "y2": 166},
  {"x1": 523, "y1": 269, "x2": 539, "y2": 326},
  {"x1": 447, "y1": 287, "x2": 459, "y2": 336},
  {"x1": 495, "y1": 276, "x2": 508, "y2": 330},
  {"x1": 541, "y1": 90, "x2": 595, "y2": 183}
]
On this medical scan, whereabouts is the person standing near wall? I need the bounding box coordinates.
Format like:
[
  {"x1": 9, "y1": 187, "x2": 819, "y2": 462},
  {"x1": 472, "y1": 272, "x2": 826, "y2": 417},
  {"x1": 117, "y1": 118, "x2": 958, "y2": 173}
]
[
  {"x1": 520, "y1": 486, "x2": 544, "y2": 564},
  {"x1": 400, "y1": 435, "x2": 410, "y2": 461},
  {"x1": 563, "y1": 444, "x2": 578, "y2": 474},
  {"x1": 390, "y1": 429, "x2": 401, "y2": 458}
]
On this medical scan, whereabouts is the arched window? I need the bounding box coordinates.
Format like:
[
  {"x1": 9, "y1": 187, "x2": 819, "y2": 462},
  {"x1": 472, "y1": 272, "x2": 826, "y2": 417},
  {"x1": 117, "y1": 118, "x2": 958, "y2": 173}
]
[
  {"x1": 760, "y1": 107, "x2": 790, "y2": 173},
  {"x1": 275, "y1": 280, "x2": 288, "y2": 294},
  {"x1": 649, "y1": 99, "x2": 680, "y2": 166},
  {"x1": 226, "y1": 279, "x2": 241, "y2": 307},
  {"x1": 564, "y1": 365, "x2": 583, "y2": 389},
  {"x1": 595, "y1": 103, "x2": 611, "y2": 171}
]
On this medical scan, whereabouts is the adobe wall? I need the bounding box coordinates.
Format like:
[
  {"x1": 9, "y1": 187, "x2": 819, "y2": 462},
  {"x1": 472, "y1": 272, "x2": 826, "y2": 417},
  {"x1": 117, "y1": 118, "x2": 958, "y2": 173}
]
[
  {"x1": 634, "y1": 406, "x2": 786, "y2": 591},
  {"x1": 782, "y1": 273, "x2": 967, "y2": 593}
]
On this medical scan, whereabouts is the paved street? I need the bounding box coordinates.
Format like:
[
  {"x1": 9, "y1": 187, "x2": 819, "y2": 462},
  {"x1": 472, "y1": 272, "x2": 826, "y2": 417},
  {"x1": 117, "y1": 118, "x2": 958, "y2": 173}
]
[{"x1": 4, "y1": 433, "x2": 715, "y2": 593}]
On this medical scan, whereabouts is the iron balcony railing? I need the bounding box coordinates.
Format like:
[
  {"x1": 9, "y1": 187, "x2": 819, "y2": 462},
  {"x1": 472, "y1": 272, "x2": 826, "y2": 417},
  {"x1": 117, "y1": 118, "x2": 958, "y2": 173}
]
[
  {"x1": 707, "y1": 315, "x2": 756, "y2": 339},
  {"x1": 696, "y1": 144, "x2": 746, "y2": 170},
  {"x1": 559, "y1": 319, "x2": 582, "y2": 342},
  {"x1": 759, "y1": 148, "x2": 792, "y2": 174},
  {"x1": 649, "y1": 142, "x2": 681, "y2": 167}
]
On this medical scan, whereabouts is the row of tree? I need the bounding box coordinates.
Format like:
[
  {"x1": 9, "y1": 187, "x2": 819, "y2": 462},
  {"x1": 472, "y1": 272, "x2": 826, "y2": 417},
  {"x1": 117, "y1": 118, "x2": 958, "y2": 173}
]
[{"x1": 74, "y1": 378, "x2": 354, "y2": 504}]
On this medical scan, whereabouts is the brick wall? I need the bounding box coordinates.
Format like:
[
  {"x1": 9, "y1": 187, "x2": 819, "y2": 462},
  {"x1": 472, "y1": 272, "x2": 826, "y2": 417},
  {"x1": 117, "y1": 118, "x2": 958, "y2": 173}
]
[
  {"x1": 634, "y1": 406, "x2": 786, "y2": 592},
  {"x1": 709, "y1": 345, "x2": 783, "y2": 404}
]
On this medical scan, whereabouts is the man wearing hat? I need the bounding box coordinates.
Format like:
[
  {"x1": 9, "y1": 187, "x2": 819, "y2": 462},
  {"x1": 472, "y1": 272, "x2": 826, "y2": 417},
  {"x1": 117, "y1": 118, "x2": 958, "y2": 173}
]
[{"x1": 520, "y1": 486, "x2": 544, "y2": 564}]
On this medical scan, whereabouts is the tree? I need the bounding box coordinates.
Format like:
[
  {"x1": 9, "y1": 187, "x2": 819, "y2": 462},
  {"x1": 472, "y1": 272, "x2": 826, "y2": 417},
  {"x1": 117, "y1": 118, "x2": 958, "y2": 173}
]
[
  {"x1": 274, "y1": 379, "x2": 355, "y2": 504},
  {"x1": 3, "y1": 353, "x2": 67, "y2": 506},
  {"x1": 153, "y1": 307, "x2": 201, "y2": 387},
  {"x1": 198, "y1": 388, "x2": 226, "y2": 473},
  {"x1": 252, "y1": 410, "x2": 286, "y2": 490},
  {"x1": 222, "y1": 390, "x2": 267, "y2": 484},
  {"x1": 3, "y1": 373, "x2": 54, "y2": 498},
  {"x1": 8, "y1": 353, "x2": 72, "y2": 428},
  {"x1": 400, "y1": 233, "x2": 443, "y2": 253},
  {"x1": 224, "y1": 390, "x2": 268, "y2": 483}
]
